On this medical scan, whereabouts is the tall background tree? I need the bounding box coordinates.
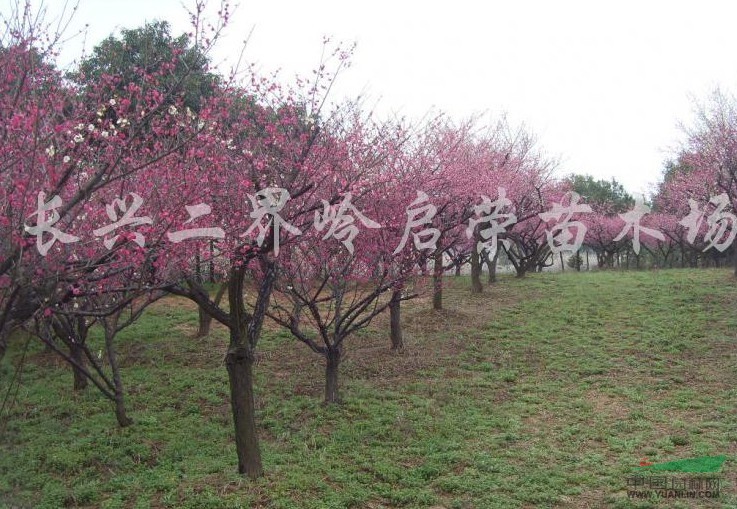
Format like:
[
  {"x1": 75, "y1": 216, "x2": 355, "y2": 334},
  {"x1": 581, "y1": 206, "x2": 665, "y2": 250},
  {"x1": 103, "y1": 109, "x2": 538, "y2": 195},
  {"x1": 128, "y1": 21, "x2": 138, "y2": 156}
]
[{"x1": 73, "y1": 20, "x2": 219, "y2": 113}]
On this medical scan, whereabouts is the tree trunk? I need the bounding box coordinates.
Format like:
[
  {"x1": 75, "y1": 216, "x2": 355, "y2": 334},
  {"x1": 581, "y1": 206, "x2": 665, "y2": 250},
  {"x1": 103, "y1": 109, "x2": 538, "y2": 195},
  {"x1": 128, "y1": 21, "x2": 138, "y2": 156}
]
[
  {"x1": 195, "y1": 254, "x2": 202, "y2": 283},
  {"x1": 586, "y1": 250, "x2": 589, "y2": 270},
  {"x1": 196, "y1": 306, "x2": 212, "y2": 338},
  {"x1": 69, "y1": 341, "x2": 88, "y2": 391},
  {"x1": 0, "y1": 332, "x2": 7, "y2": 364},
  {"x1": 195, "y1": 284, "x2": 227, "y2": 338},
  {"x1": 470, "y1": 249, "x2": 483, "y2": 293},
  {"x1": 51, "y1": 316, "x2": 88, "y2": 392},
  {"x1": 486, "y1": 250, "x2": 498, "y2": 284},
  {"x1": 324, "y1": 348, "x2": 342, "y2": 405},
  {"x1": 389, "y1": 290, "x2": 403, "y2": 351},
  {"x1": 225, "y1": 343, "x2": 262, "y2": 478},
  {"x1": 113, "y1": 394, "x2": 131, "y2": 427},
  {"x1": 454, "y1": 263, "x2": 461, "y2": 276},
  {"x1": 733, "y1": 246, "x2": 737, "y2": 277},
  {"x1": 104, "y1": 322, "x2": 132, "y2": 427},
  {"x1": 432, "y1": 250, "x2": 443, "y2": 310},
  {"x1": 209, "y1": 241, "x2": 216, "y2": 283},
  {"x1": 0, "y1": 303, "x2": 13, "y2": 363},
  {"x1": 225, "y1": 265, "x2": 265, "y2": 479}
]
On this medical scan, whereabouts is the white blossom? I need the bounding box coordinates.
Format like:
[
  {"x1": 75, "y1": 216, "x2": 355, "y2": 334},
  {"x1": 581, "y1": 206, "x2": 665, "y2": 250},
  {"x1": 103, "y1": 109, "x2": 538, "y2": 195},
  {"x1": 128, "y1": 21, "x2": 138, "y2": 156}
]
[{"x1": 73, "y1": 134, "x2": 84, "y2": 143}]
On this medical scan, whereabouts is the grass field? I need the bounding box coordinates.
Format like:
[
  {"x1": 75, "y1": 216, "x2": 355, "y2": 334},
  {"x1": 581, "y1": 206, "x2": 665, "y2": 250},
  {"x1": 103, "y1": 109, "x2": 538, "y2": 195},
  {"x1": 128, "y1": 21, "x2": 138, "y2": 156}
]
[{"x1": 1, "y1": 269, "x2": 736, "y2": 508}]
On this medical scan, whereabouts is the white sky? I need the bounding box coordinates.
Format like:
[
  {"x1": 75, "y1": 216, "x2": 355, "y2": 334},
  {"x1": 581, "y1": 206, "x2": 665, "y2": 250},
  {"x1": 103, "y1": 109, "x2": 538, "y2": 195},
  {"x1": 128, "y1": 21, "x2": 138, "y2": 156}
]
[{"x1": 17, "y1": 0, "x2": 737, "y2": 196}]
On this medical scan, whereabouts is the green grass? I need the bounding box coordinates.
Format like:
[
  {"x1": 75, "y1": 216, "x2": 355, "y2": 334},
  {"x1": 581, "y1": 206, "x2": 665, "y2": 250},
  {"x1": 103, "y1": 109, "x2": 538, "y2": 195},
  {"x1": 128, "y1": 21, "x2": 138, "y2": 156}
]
[
  {"x1": 641, "y1": 455, "x2": 727, "y2": 473},
  {"x1": 1, "y1": 268, "x2": 736, "y2": 508}
]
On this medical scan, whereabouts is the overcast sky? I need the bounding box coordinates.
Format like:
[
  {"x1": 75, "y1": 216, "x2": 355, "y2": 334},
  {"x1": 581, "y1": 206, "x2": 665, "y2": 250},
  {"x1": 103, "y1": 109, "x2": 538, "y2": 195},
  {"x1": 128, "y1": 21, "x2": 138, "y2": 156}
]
[{"x1": 25, "y1": 0, "x2": 737, "y2": 196}]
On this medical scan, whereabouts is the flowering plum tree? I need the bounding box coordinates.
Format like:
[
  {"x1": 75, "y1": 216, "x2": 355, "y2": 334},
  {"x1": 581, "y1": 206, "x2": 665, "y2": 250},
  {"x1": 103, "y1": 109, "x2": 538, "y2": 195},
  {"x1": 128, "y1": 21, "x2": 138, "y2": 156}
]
[
  {"x1": 503, "y1": 173, "x2": 563, "y2": 277},
  {"x1": 160, "y1": 44, "x2": 377, "y2": 476},
  {"x1": 654, "y1": 90, "x2": 737, "y2": 273},
  {"x1": 0, "y1": 4, "x2": 228, "y2": 362},
  {"x1": 262, "y1": 110, "x2": 439, "y2": 403},
  {"x1": 583, "y1": 214, "x2": 622, "y2": 268}
]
